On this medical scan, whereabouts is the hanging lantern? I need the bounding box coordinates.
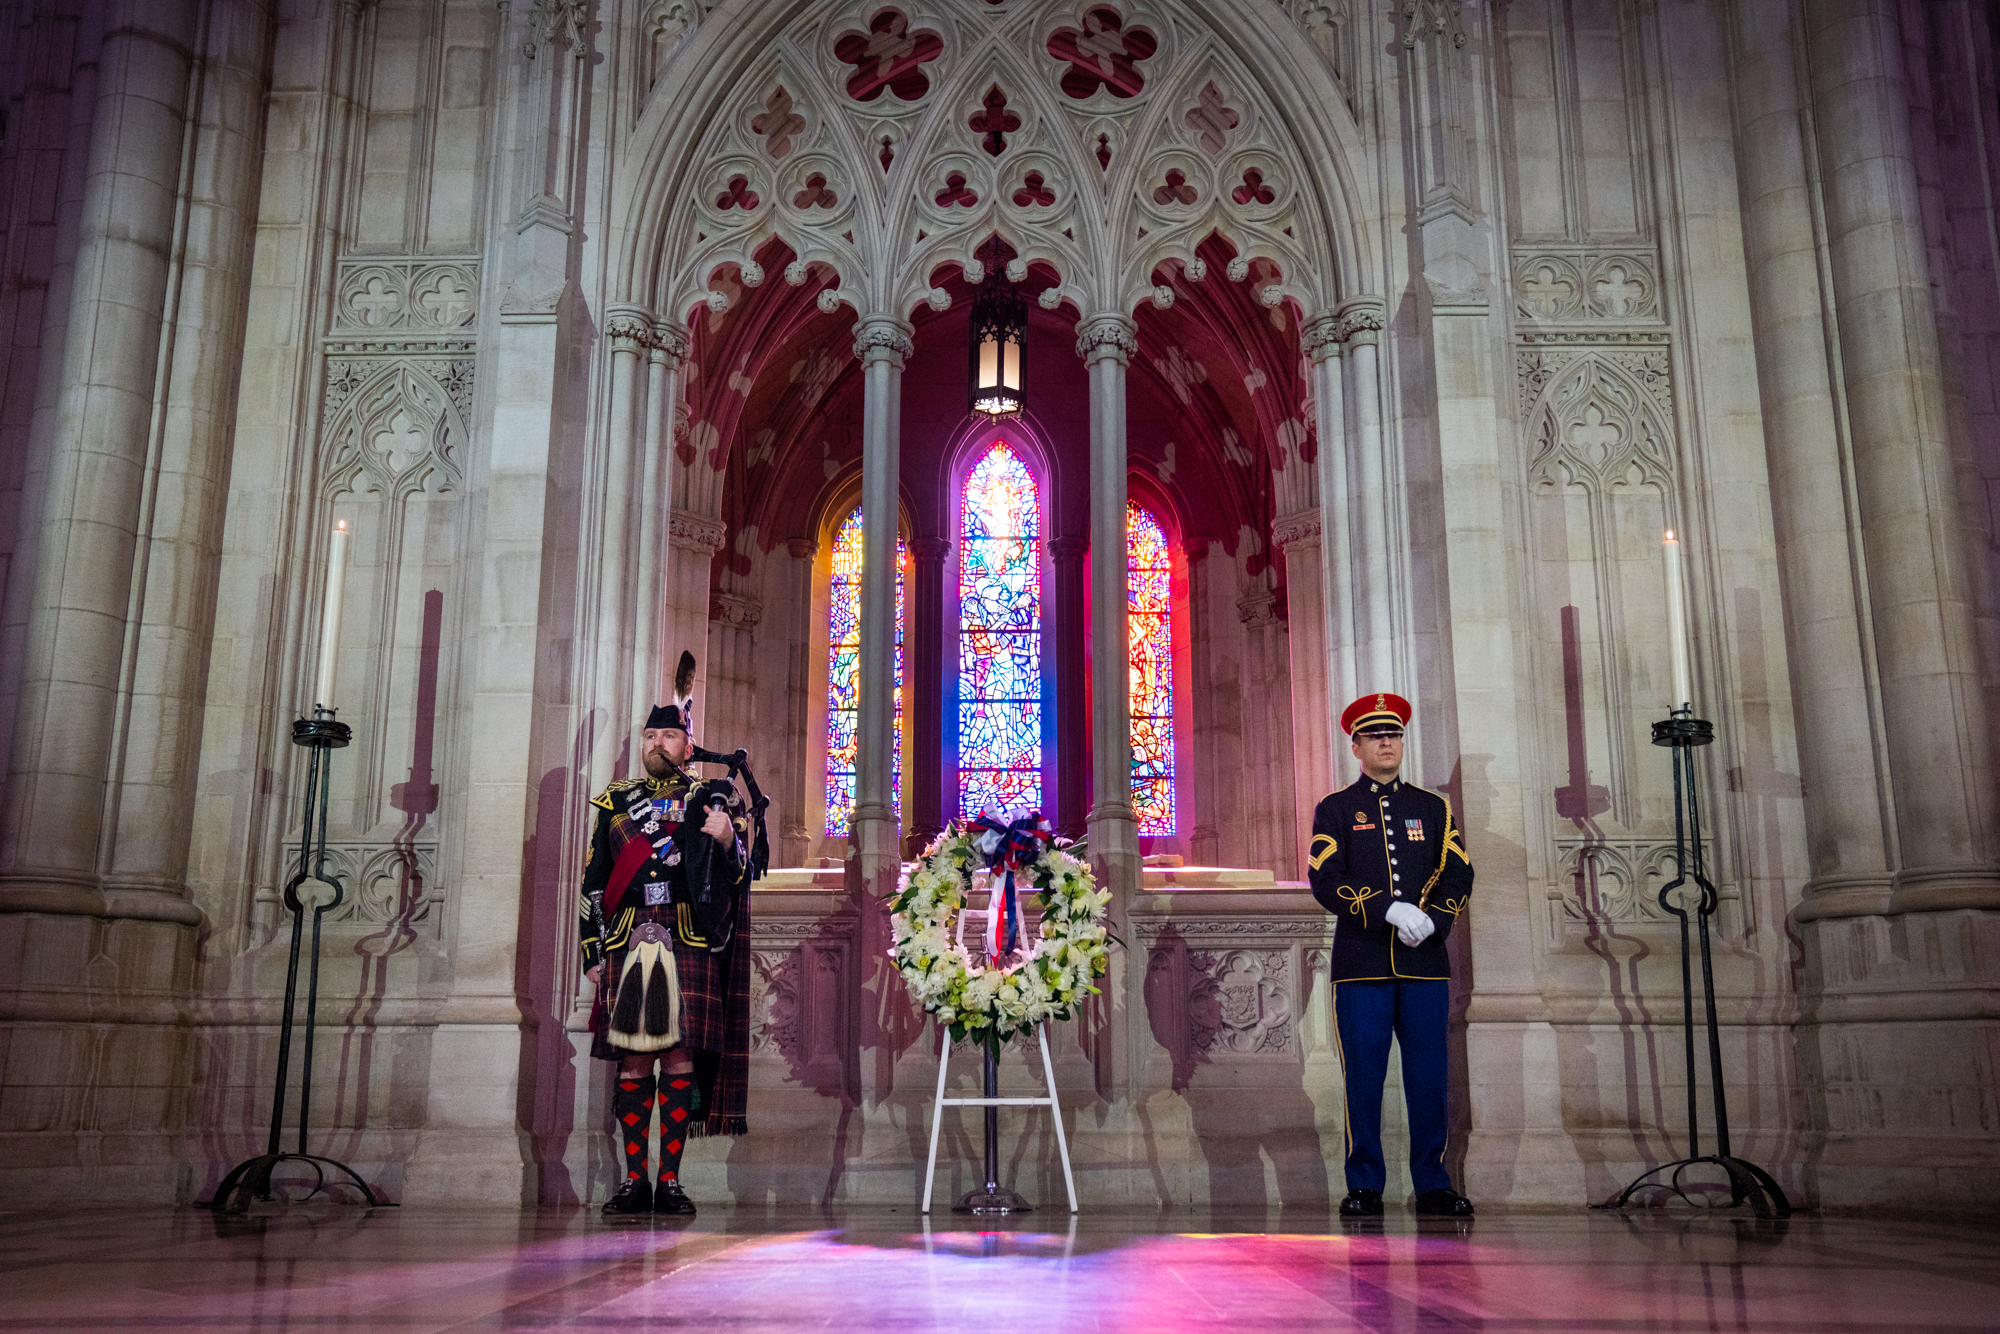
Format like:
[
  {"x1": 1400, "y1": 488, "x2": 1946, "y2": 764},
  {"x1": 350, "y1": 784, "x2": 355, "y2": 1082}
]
[{"x1": 967, "y1": 265, "x2": 1026, "y2": 419}]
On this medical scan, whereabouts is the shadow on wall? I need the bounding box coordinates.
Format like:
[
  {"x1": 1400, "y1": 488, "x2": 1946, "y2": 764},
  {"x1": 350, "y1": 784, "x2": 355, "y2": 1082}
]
[
  {"x1": 722, "y1": 912, "x2": 863, "y2": 1205},
  {"x1": 1147, "y1": 923, "x2": 1331, "y2": 1213}
]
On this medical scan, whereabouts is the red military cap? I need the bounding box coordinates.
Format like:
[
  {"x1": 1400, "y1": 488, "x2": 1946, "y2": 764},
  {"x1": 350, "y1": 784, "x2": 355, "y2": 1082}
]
[{"x1": 1341, "y1": 691, "x2": 1411, "y2": 737}]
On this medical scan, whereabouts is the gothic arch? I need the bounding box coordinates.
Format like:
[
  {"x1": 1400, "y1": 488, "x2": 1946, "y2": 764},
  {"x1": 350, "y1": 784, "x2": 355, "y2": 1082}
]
[{"x1": 611, "y1": 0, "x2": 1378, "y2": 328}]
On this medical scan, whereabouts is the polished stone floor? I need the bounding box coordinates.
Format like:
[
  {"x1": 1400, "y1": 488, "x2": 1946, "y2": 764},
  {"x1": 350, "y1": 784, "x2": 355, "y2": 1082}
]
[{"x1": 1, "y1": 1200, "x2": 1995, "y2": 1331}]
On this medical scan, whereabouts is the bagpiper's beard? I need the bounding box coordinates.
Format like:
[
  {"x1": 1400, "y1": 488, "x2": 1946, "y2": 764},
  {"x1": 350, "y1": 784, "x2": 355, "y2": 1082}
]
[{"x1": 642, "y1": 748, "x2": 672, "y2": 780}]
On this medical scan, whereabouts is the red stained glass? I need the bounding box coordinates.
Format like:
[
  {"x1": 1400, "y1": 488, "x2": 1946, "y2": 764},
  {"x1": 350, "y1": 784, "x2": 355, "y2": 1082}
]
[
  {"x1": 1128, "y1": 502, "x2": 1174, "y2": 835},
  {"x1": 826, "y1": 507, "x2": 905, "y2": 835}
]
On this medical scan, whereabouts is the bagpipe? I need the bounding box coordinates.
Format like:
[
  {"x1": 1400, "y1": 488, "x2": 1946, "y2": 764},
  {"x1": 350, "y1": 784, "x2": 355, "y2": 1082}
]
[{"x1": 667, "y1": 743, "x2": 770, "y2": 953}]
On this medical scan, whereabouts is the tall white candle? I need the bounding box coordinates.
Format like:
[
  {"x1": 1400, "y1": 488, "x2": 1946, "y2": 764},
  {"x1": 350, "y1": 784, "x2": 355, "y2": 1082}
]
[
  {"x1": 314, "y1": 520, "x2": 349, "y2": 710},
  {"x1": 1663, "y1": 529, "x2": 1689, "y2": 712}
]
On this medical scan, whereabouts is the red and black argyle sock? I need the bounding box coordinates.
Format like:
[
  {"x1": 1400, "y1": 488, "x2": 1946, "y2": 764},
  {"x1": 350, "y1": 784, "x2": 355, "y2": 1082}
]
[
  {"x1": 656, "y1": 1073, "x2": 695, "y2": 1183},
  {"x1": 612, "y1": 1073, "x2": 656, "y2": 1183}
]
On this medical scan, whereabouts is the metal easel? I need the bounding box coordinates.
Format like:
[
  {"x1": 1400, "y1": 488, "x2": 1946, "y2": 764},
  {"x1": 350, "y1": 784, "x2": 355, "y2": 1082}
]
[{"x1": 920, "y1": 892, "x2": 1078, "y2": 1214}]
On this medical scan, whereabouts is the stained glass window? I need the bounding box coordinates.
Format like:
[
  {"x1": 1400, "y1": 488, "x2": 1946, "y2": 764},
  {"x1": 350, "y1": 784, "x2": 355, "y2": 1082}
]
[
  {"x1": 1127, "y1": 502, "x2": 1175, "y2": 835},
  {"x1": 825, "y1": 506, "x2": 905, "y2": 835},
  {"x1": 958, "y1": 441, "x2": 1043, "y2": 815}
]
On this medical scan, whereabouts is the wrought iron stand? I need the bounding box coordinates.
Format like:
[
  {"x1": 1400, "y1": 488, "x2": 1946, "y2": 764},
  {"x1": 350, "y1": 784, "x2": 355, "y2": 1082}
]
[
  {"x1": 1607, "y1": 709, "x2": 1790, "y2": 1217},
  {"x1": 204, "y1": 709, "x2": 393, "y2": 1212}
]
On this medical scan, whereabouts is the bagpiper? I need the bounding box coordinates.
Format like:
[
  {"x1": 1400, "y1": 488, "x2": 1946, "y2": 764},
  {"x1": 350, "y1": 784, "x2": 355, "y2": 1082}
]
[
  {"x1": 579, "y1": 652, "x2": 754, "y2": 1217},
  {"x1": 1308, "y1": 692, "x2": 1476, "y2": 1218}
]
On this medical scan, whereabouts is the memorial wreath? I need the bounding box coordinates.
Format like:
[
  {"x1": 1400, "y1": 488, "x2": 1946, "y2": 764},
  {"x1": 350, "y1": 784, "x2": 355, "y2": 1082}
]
[{"x1": 889, "y1": 812, "x2": 1115, "y2": 1042}]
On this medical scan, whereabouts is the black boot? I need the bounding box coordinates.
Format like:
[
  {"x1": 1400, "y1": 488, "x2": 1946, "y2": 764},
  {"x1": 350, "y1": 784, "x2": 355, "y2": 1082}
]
[
  {"x1": 1339, "y1": 1188, "x2": 1384, "y2": 1217},
  {"x1": 602, "y1": 1178, "x2": 654, "y2": 1216},
  {"x1": 1414, "y1": 1188, "x2": 1474, "y2": 1217},
  {"x1": 654, "y1": 1177, "x2": 697, "y2": 1216}
]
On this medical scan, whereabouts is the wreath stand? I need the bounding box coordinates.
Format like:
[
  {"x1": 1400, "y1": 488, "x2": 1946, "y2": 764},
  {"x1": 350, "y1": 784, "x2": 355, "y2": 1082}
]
[{"x1": 920, "y1": 899, "x2": 1078, "y2": 1215}]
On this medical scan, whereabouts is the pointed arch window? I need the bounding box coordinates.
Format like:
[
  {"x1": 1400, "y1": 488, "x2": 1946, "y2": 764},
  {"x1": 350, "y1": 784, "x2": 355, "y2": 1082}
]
[
  {"x1": 957, "y1": 441, "x2": 1043, "y2": 815},
  {"x1": 1127, "y1": 502, "x2": 1175, "y2": 835},
  {"x1": 825, "y1": 505, "x2": 905, "y2": 834}
]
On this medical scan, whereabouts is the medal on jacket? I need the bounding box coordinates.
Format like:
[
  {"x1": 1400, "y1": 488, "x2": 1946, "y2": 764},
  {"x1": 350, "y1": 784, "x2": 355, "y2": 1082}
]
[{"x1": 1405, "y1": 818, "x2": 1425, "y2": 841}]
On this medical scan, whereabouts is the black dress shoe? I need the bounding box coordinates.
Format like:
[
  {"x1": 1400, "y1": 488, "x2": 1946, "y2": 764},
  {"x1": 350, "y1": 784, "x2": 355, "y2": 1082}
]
[
  {"x1": 1339, "y1": 1189, "x2": 1384, "y2": 1217},
  {"x1": 1414, "y1": 1188, "x2": 1475, "y2": 1217},
  {"x1": 601, "y1": 1178, "x2": 653, "y2": 1216},
  {"x1": 654, "y1": 1178, "x2": 697, "y2": 1216}
]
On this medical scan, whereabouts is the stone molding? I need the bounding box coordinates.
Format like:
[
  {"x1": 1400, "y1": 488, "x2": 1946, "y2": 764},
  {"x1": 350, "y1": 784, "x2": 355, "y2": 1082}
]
[
  {"x1": 669, "y1": 509, "x2": 729, "y2": 552},
  {"x1": 1399, "y1": 0, "x2": 1467, "y2": 49},
  {"x1": 1076, "y1": 313, "x2": 1138, "y2": 363},
  {"x1": 1271, "y1": 509, "x2": 1322, "y2": 548}
]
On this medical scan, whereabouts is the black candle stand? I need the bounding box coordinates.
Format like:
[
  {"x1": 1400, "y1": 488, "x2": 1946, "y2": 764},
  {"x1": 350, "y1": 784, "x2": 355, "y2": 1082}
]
[
  {"x1": 1605, "y1": 710, "x2": 1790, "y2": 1217},
  {"x1": 203, "y1": 709, "x2": 393, "y2": 1212}
]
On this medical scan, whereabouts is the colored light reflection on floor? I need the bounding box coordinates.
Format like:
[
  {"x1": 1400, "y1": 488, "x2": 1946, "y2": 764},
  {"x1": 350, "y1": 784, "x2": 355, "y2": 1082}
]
[{"x1": 2, "y1": 1206, "x2": 1997, "y2": 1331}]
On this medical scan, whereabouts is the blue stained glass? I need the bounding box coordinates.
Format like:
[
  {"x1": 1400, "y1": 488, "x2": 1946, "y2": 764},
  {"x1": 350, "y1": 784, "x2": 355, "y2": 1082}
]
[
  {"x1": 958, "y1": 442, "x2": 1042, "y2": 817},
  {"x1": 825, "y1": 506, "x2": 905, "y2": 835},
  {"x1": 1128, "y1": 503, "x2": 1175, "y2": 835}
]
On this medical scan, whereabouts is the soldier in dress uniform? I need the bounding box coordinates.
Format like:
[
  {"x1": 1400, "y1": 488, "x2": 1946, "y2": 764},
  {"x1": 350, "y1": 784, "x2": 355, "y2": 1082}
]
[
  {"x1": 579, "y1": 653, "x2": 754, "y2": 1218},
  {"x1": 1308, "y1": 692, "x2": 1476, "y2": 1218}
]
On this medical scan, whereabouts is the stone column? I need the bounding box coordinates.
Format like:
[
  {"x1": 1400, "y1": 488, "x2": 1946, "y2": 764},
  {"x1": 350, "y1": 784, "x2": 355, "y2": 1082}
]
[
  {"x1": 1304, "y1": 312, "x2": 1352, "y2": 778},
  {"x1": 661, "y1": 509, "x2": 724, "y2": 733},
  {"x1": 1339, "y1": 300, "x2": 1397, "y2": 699},
  {"x1": 0, "y1": 0, "x2": 205, "y2": 921},
  {"x1": 1077, "y1": 314, "x2": 1139, "y2": 897},
  {"x1": 781, "y1": 537, "x2": 816, "y2": 867},
  {"x1": 1049, "y1": 534, "x2": 1089, "y2": 839},
  {"x1": 908, "y1": 535, "x2": 948, "y2": 850},
  {"x1": 1182, "y1": 539, "x2": 1219, "y2": 867},
  {"x1": 1274, "y1": 509, "x2": 1328, "y2": 873},
  {"x1": 1801, "y1": 0, "x2": 2000, "y2": 909},
  {"x1": 851, "y1": 315, "x2": 912, "y2": 892},
  {"x1": 632, "y1": 324, "x2": 686, "y2": 715},
  {"x1": 594, "y1": 309, "x2": 650, "y2": 784}
]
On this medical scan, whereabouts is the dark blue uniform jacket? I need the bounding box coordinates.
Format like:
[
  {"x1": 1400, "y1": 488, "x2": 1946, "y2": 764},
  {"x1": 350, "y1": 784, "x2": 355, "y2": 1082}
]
[{"x1": 1308, "y1": 776, "x2": 1473, "y2": 981}]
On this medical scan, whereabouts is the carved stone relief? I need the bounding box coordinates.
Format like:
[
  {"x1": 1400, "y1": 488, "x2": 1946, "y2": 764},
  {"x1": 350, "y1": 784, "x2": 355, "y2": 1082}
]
[
  {"x1": 1512, "y1": 249, "x2": 1661, "y2": 324},
  {"x1": 278, "y1": 841, "x2": 440, "y2": 936},
  {"x1": 1189, "y1": 948, "x2": 1295, "y2": 1056},
  {"x1": 332, "y1": 258, "x2": 480, "y2": 334}
]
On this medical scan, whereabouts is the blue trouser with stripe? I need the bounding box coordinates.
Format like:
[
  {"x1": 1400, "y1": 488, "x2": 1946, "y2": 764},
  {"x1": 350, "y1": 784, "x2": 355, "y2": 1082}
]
[{"x1": 1334, "y1": 978, "x2": 1453, "y2": 1194}]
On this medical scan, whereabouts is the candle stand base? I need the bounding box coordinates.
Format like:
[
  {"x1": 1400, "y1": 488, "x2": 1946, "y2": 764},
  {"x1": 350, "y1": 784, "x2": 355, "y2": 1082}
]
[
  {"x1": 1599, "y1": 711, "x2": 1791, "y2": 1219},
  {"x1": 201, "y1": 710, "x2": 395, "y2": 1213}
]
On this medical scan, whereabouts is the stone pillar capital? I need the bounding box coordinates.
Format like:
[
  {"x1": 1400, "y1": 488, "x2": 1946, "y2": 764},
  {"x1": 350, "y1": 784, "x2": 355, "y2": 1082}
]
[
  {"x1": 1076, "y1": 313, "x2": 1138, "y2": 364},
  {"x1": 668, "y1": 508, "x2": 728, "y2": 554},
  {"x1": 1050, "y1": 534, "x2": 1089, "y2": 560},
  {"x1": 853, "y1": 315, "x2": 914, "y2": 367},
  {"x1": 786, "y1": 537, "x2": 818, "y2": 561},
  {"x1": 605, "y1": 307, "x2": 652, "y2": 353},
  {"x1": 1303, "y1": 311, "x2": 1346, "y2": 362},
  {"x1": 1272, "y1": 509, "x2": 1323, "y2": 549},
  {"x1": 1335, "y1": 298, "x2": 1386, "y2": 348},
  {"x1": 652, "y1": 321, "x2": 690, "y2": 367},
  {"x1": 909, "y1": 535, "x2": 950, "y2": 563}
]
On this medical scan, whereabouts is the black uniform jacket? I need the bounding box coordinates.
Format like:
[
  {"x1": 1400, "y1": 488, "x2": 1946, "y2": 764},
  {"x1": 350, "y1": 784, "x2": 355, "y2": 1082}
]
[
  {"x1": 1308, "y1": 776, "x2": 1473, "y2": 982},
  {"x1": 577, "y1": 770, "x2": 747, "y2": 969}
]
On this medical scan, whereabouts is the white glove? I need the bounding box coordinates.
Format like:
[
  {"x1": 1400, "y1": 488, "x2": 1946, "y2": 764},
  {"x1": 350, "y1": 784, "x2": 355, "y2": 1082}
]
[{"x1": 1384, "y1": 900, "x2": 1435, "y2": 947}]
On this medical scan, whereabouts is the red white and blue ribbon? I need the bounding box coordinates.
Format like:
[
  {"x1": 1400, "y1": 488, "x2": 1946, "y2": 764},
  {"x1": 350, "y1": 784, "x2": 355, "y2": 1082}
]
[{"x1": 969, "y1": 809, "x2": 1053, "y2": 959}]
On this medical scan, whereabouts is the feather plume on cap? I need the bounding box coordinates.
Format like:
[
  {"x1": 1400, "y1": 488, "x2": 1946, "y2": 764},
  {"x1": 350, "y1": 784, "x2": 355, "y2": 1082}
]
[
  {"x1": 673, "y1": 650, "x2": 696, "y2": 715},
  {"x1": 643, "y1": 651, "x2": 700, "y2": 734}
]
